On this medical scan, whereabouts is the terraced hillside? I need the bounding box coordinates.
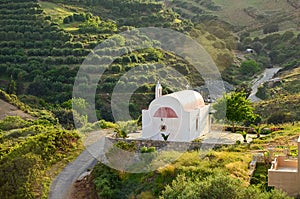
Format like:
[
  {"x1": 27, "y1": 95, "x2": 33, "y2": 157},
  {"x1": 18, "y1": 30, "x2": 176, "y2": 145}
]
[
  {"x1": 166, "y1": 0, "x2": 300, "y2": 34},
  {"x1": 0, "y1": 0, "x2": 298, "y2": 124},
  {"x1": 0, "y1": 0, "x2": 238, "y2": 122},
  {"x1": 0, "y1": 1, "x2": 300, "y2": 198},
  {"x1": 0, "y1": 0, "x2": 86, "y2": 102}
]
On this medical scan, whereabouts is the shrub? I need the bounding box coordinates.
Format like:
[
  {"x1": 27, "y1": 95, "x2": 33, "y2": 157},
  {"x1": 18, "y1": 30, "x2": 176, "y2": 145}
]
[
  {"x1": 240, "y1": 60, "x2": 259, "y2": 76},
  {"x1": 140, "y1": 146, "x2": 157, "y2": 165},
  {"x1": 263, "y1": 24, "x2": 279, "y2": 34},
  {"x1": 110, "y1": 64, "x2": 122, "y2": 73},
  {"x1": 0, "y1": 116, "x2": 31, "y2": 131},
  {"x1": 92, "y1": 163, "x2": 120, "y2": 198},
  {"x1": 0, "y1": 126, "x2": 81, "y2": 198},
  {"x1": 161, "y1": 173, "x2": 292, "y2": 199},
  {"x1": 98, "y1": 120, "x2": 116, "y2": 129},
  {"x1": 114, "y1": 141, "x2": 137, "y2": 152},
  {"x1": 261, "y1": 128, "x2": 272, "y2": 135},
  {"x1": 0, "y1": 89, "x2": 34, "y2": 116},
  {"x1": 114, "y1": 120, "x2": 138, "y2": 138},
  {"x1": 105, "y1": 141, "x2": 137, "y2": 171},
  {"x1": 172, "y1": 63, "x2": 189, "y2": 75},
  {"x1": 140, "y1": 146, "x2": 156, "y2": 153},
  {"x1": 136, "y1": 191, "x2": 156, "y2": 199},
  {"x1": 267, "y1": 112, "x2": 293, "y2": 124}
]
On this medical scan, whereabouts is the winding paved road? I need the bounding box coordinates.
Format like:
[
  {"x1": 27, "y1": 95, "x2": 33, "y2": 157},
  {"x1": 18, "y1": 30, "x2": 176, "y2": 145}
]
[
  {"x1": 48, "y1": 131, "x2": 109, "y2": 199},
  {"x1": 248, "y1": 67, "x2": 281, "y2": 102},
  {"x1": 48, "y1": 150, "x2": 98, "y2": 199}
]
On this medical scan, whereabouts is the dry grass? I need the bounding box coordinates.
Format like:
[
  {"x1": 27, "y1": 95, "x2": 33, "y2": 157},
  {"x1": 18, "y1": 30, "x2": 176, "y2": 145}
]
[{"x1": 213, "y1": 0, "x2": 296, "y2": 27}]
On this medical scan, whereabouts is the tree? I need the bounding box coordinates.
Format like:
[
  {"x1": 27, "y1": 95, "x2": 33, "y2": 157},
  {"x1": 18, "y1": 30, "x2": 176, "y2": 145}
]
[
  {"x1": 240, "y1": 60, "x2": 259, "y2": 76},
  {"x1": 251, "y1": 41, "x2": 263, "y2": 55},
  {"x1": 27, "y1": 76, "x2": 50, "y2": 97},
  {"x1": 6, "y1": 78, "x2": 16, "y2": 95},
  {"x1": 213, "y1": 92, "x2": 258, "y2": 132}
]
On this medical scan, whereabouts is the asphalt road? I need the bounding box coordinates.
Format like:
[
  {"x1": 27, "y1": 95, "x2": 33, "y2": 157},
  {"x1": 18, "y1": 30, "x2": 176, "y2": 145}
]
[
  {"x1": 248, "y1": 67, "x2": 281, "y2": 102},
  {"x1": 48, "y1": 131, "x2": 108, "y2": 199},
  {"x1": 48, "y1": 147, "x2": 98, "y2": 199}
]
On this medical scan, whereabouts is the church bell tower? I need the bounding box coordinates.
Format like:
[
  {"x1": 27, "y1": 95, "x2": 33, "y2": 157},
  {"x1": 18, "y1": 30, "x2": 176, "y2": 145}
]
[{"x1": 155, "y1": 81, "x2": 162, "y2": 99}]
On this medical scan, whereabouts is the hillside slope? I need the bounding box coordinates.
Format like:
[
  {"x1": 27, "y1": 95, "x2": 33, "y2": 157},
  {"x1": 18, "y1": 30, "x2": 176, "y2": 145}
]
[
  {"x1": 0, "y1": 90, "x2": 83, "y2": 198},
  {"x1": 255, "y1": 61, "x2": 300, "y2": 123},
  {"x1": 0, "y1": 99, "x2": 33, "y2": 120},
  {"x1": 0, "y1": 0, "x2": 299, "y2": 123},
  {"x1": 167, "y1": 0, "x2": 299, "y2": 34},
  {"x1": 0, "y1": 0, "x2": 238, "y2": 122}
]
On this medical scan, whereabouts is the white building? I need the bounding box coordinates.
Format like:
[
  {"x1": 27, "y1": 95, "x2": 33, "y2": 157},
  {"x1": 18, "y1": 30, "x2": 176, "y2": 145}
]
[{"x1": 142, "y1": 82, "x2": 211, "y2": 142}]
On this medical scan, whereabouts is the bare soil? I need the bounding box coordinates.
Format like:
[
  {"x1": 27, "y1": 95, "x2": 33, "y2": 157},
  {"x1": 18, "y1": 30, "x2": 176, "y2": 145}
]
[
  {"x1": 0, "y1": 99, "x2": 33, "y2": 120},
  {"x1": 69, "y1": 175, "x2": 99, "y2": 199}
]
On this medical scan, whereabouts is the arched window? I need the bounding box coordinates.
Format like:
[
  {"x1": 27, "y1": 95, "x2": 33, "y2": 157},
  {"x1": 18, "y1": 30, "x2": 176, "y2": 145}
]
[{"x1": 153, "y1": 107, "x2": 178, "y2": 118}]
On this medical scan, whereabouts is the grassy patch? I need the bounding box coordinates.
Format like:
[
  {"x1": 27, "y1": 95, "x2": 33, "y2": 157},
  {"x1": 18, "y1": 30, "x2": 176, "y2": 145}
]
[
  {"x1": 39, "y1": 1, "x2": 73, "y2": 23},
  {"x1": 39, "y1": 1, "x2": 88, "y2": 32},
  {"x1": 251, "y1": 122, "x2": 300, "y2": 150},
  {"x1": 39, "y1": 0, "x2": 86, "y2": 33}
]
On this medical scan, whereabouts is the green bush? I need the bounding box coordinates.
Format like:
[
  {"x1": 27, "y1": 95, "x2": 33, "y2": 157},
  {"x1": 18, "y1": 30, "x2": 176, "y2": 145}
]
[
  {"x1": 267, "y1": 112, "x2": 293, "y2": 124},
  {"x1": 172, "y1": 63, "x2": 190, "y2": 75},
  {"x1": 240, "y1": 60, "x2": 260, "y2": 76},
  {"x1": 160, "y1": 173, "x2": 292, "y2": 199},
  {"x1": 4, "y1": 125, "x2": 45, "y2": 139},
  {"x1": 263, "y1": 24, "x2": 279, "y2": 34},
  {"x1": 140, "y1": 146, "x2": 156, "y2": 153},
  {"x1": 140, "y1": 146, "x2": 157, "y2": 165},
  {"x1": 0, "y1": 89, "x2": 34, "y2": 116},
  {"x1": 114, "y1": 120, "x2": 138, "y2": 138},
  {"x1": 0, "y1": 153, "x2": 44, "y2": 199},
  {"x1": 92, "y1": 163, "x2": 121, "y2": 198},
  {"x1": 80, "y1": 120, "x2": 117, "y2": 132},
  {"x1": 114, "y1": 141, "x2": 137, "y2": 152},
  {"x1": 0, "y1": 116, "x2": 31, "y2": 131},
  {"x1": 0, "y1": 125, "x2": 81, "y2": 198}
]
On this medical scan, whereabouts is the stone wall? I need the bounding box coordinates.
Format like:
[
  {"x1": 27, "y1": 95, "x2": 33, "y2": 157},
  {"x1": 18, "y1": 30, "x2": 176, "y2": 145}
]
[{"x1": 106, "y1": 137, "x2": 226, "y2": 151}]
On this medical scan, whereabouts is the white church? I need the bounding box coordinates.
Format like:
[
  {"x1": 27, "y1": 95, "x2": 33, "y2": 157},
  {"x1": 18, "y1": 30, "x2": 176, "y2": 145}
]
[{"x1": 142, "y1": 82, "x2": 211, "y2": 142}]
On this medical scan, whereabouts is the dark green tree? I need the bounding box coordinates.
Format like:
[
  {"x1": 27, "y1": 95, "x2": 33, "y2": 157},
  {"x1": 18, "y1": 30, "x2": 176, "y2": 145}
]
[
  {"x1": 6, "y1": 78, "x2": 17, "y2": 95},
  {"x1": 240, "y1": 60, "x2": 259, "y2": 76}
]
